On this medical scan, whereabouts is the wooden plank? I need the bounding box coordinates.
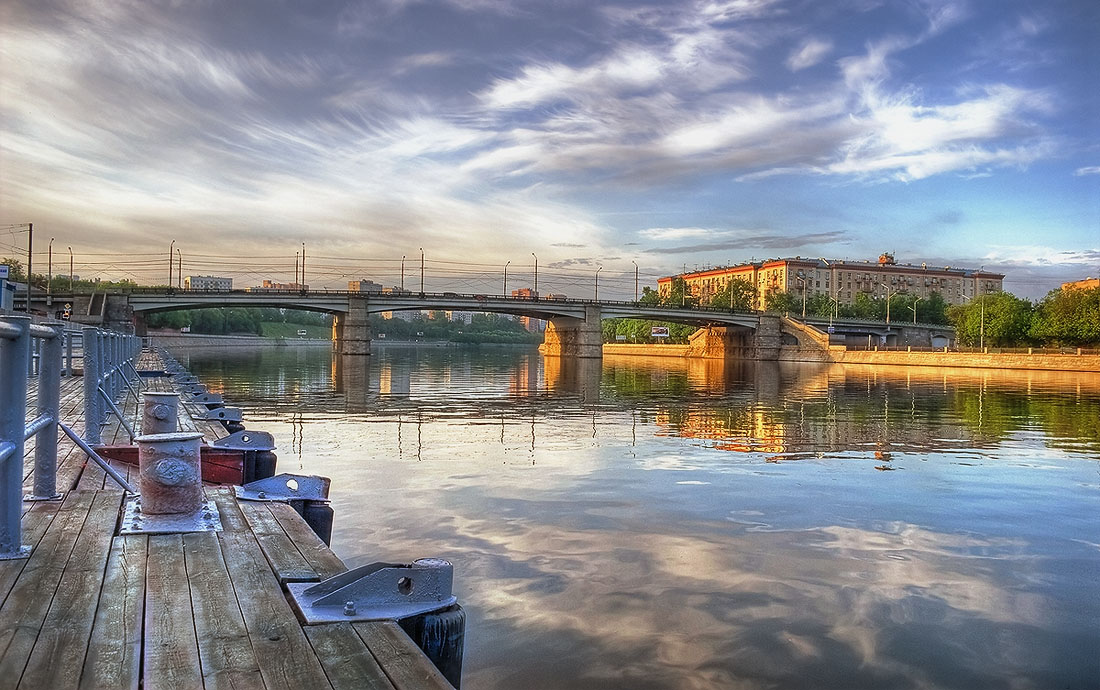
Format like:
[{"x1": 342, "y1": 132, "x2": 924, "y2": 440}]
[
  {"x1": 353, "y1": 622, "x2": 454, "y2": 690},
  {"x1": 0, "y1": 490, "x2": 95, "y2": 680},
  {"x1": 19, "y1": 491, "x2": 124, "y2": 689},
  {"x1": 183, "y1": 531, "x2": 264, "y2": 690},
  {"x1": 80, "y1": 535, "x2": 147, "y2": 690},
  {"x1": 268, "y1": 502, "x2": 347, "y2": 579},
  {"x1": 212, "y1": 492, "x2": 333, "y2": 690},
  {"x1": 305, "y1": 623, "x2": 395, "y2": 690},
  {"x1": 143, "y1": 534, "x2": 202, "y2": 690},
  {"x1": 238, "y1": 501, "x2": 319, "y2": 584},
  {"x1": 0, "y1": 499, "x2": 65, "y2": 604}
]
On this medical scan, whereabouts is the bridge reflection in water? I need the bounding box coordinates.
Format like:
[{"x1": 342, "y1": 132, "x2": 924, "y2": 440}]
[{"x1": 184, "y1": 345, "x2": 1100, "y2": 690}]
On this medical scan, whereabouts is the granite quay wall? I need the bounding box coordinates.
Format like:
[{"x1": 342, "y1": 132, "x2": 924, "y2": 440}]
[
  {"x1": 779, "y1": 347, "x2": 1100, "y2": 372},
  {"x1": 147, "y1": 333, "x2": 331, "y2": 349},
  {"x1": 603, "y1": 343, "x2": 690, "y2": 357}
]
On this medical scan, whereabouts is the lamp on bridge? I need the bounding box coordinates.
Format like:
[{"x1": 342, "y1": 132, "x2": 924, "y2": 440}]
[{"x1": 595, "y1": 266, "x2": 602, "y2": 301}]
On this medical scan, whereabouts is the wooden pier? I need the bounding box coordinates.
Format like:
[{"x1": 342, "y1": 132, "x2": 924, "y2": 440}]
[{"x1": 1, "y1": 351, "x2": 454, "y2": 690}]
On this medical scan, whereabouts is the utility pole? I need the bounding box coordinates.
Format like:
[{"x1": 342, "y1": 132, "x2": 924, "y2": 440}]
[
  {"x1": 47, "y1": 237, "x2": 54, "y2": 305},
  {"x1": 295, "y1": 251, "x2": 299, "y2": 285},
  {"x1": 26, "y1": 223, "x2": 32, "y2": 312},
  {"x1": 177, "y1": 248, "x2": 182, "y2": 289},
  {"x1": 531, "y1": 253, "x2": 538, "y2": 299},
  {"x1": 632, "y1": 260, "x2": 639, "y2": 302},
  {"x1": 301, "y1": 243, "x2": 306, "y2": 289},
  {"x1": 401, "y1": 255, "x2": 405, "y2": 291},
  {"x1": 594, "y1": 267, "x2": 602, "y2": 301},
  {"x1": 68, "y1": 247, "x2": 73, "y2": 292},
  {"x1": 504, "y1": 261, "x2": 510, "y2": 295},
  {"x1": 979, "y1": 296, "x2": 985, "y2": 350},
  {"x1": 169, "y1": 240, "x2": 175, "y2": 288},
  {"x1": 880, "y1": 283, "x2": 893, "y2": 323},
  {"x1": 795, "y1": 277, "x2": 806, "y2": 318},
  {"x1": 419, "y1": 248, "x2": 424, "y2": 294}
]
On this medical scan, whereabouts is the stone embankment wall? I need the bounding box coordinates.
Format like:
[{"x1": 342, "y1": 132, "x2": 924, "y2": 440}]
[
  {"x1": 778, "y1": 347, "x2": 1100, "y2": 373},
  {"x1": 603, "y1": 343, "x2": 691, "y2": 357},
  {"x1": 148, "y1": 333, "x2": 331, "y2": 349}
]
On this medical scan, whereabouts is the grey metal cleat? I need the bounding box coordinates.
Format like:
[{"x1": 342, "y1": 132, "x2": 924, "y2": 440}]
[
  {"x1": 191, "y1": 392, "x2": 224, "y2": 405},
  {"x1": 287, "y1": 558, "x2": 457, "y2": 623},
  {"x1": 197, "y1": 407, "x2": 242, "y2": 422},
  {"x1": 214, "y1": 429, "x2": 276, "y2": 452},
  {"x1": 235, "y1": 473, "x2": 329, "y2": 503}
]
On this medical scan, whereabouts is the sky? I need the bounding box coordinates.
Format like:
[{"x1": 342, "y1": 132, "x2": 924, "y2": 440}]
[{"x1": 1, "y1": 0, "x2": 1097, "y2": 299}]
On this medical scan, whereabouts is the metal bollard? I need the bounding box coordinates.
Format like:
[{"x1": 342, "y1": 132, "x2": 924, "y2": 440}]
[
  {"x1": 81, "y1": 327, "x2": 102, "y2": 445},
  {"x1": 32, "y1": 324, "x2": 63, "y2": 500},
  {"x1": 142, "y1": 392, "x2": 179, "y2": 435},
  {"x1": 135, "y1": 432, "x2": 204, "y2": 515}
]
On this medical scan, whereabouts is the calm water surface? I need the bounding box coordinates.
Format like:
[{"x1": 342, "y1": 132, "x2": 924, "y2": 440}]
[{"x1": 185, "y1": 346, "x2": 1100, "y2": 690}]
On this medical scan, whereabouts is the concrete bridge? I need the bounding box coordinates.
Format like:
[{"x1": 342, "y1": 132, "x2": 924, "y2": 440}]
[{"x1": 22, "y1": 289, "x2": 953, "y2": 359}]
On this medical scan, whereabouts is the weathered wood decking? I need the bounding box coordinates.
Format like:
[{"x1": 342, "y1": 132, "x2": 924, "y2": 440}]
[{"x1": 1, "y1": 352, "x2": 453, "y2": 690}]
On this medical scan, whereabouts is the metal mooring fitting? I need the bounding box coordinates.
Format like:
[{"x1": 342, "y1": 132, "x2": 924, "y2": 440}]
[
  {"x1": 235, "y1": 473, "x2": 329, "y2": 503},
  {"x1": 119, "y1": 431, "x2": 222, "y2": 535},
  {"x1": 191, "y1": 392, "x2": 224, "y2": 405},
  {"x1": 141, "y1": 392, "x2": 179, "y2": 435},
  {"x1": 214, "y1": 429, "x2": 276, "y2": 452},
  {"x1": 197, "y1": 407, "x2": 242, "y2": 422},
  {"x1": 287, "y1": 558, "x2": 457, "y2": 623}
]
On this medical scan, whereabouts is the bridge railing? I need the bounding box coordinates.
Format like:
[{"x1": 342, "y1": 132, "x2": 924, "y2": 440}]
[{"x1": 121, "y1": 286, "x2": 760, "y2": 316}]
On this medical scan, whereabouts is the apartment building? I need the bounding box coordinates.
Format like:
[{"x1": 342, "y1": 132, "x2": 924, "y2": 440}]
[
  {"x1": 658, "y1": 253, "x2": 1004, "y2": 309},
  {"x1": 183, "y1": 275, "x2": 232, "y2": 290}
]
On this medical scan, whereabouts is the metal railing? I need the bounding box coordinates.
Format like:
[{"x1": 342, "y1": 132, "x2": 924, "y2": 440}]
[{"x1": 0, "y1": 316, "x2": 137, "y2": 560}]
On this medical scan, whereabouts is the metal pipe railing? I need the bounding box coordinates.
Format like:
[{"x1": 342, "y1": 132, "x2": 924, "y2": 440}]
[{"x1": 1, "y1": 317, "x2": 137, "y2": 560}]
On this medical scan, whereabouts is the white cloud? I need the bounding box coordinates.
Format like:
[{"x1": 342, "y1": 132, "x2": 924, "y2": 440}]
[
  {"x1": 639, "y1": 227, "x2": 716, "y2": 241},
  {"x1": 1074, "y1": 166, "x2": 1100, "y2": 177},
  {"x1": 786, "y1": 37, "x2": 832, "y2": 71}
]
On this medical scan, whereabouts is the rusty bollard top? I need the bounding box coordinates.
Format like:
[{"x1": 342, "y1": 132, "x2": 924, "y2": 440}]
[
  {"x1": 135, "y1": 432, "x2": 204, "y2": 515},
  {"x1": 141, "y1": 392, "x2": 180, "y2": 435}
]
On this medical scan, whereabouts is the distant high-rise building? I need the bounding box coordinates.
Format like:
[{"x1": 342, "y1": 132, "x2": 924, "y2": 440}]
[
  {"x1": 348, "y1": 279, "x2": 383, "y2": 293},
  {"x1": 658, "y1": 254, "x2": 1004, "y2": 309}
]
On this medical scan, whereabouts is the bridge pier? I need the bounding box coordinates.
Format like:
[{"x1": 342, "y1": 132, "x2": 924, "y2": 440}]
[
  {"x1": 332, "y1": 297, "x2": 370, "y2": 356},
  {"x1": 540, "y1": 306, "x2": 602, "y2": 359}
]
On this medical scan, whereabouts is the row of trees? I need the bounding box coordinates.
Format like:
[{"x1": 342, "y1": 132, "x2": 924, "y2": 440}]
[
  {"x1": 1, "y1": 257, "x2": 140, "y2": 291},
  {"x1": 145, "y1": 307, "x2": 330, "y2": 335},
  {"x1": 948, "y1": 288, "x2": 1100, "y2": 347},
  {"x1": 372, "y1": 312, "x2": 541, "y2": 344}
]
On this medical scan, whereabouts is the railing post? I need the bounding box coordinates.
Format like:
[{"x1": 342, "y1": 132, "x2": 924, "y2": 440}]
[
  {"x1": 65, "y1": 329, "x2": 74, "y2": 376},
  {"x1": 0, "y1": 316, "x2": 31, "y2": 558},
  {"x1": 32, "y1": 324, "x2": 63, "y2": 500},
  {"x1": 82, "y1": 327, "x2": 102, "y2": 445}
]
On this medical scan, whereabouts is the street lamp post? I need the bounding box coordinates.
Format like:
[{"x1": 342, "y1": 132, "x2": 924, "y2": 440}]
[
  {"x1": 503, "y1": 261, "x2": 510, "y2": 295},
  {"x1": 979, "y1": 296, "x2": 985, "y2": 350},
  {"x1": 419, "y1": 248, "x2": 424, "y2": 295},
  {"x1": 47, "y1": 237, "x2": 54, "y2": 305},
  {"x1": 401, "y1": 256, "x2": 405, "y2": 291},
  {"x1": 169, "y1": 240, "x2": 175, "y2": 288},
  {"x1": 594, "y1": 267, "x2": 603, "y2": 301},
  {"x1": 795, "y1": 276, "x2": 807, "y2": 318},
  {"x1": 295, "y1": 251, "x2": 299, "y2": 285},
  {"x1": 911, "y1": 297, "x2": 921, "y2": 324},
  {"x1": 531, "y1": 253, "x2": 538, "y2": 299},
  {"x1": 880, "y1": 283, "x2": 893, "y2": 323},
  {"x1": 177, "y1": 248, "x2": 182, "y2": 289},
  {"x1": 631, "y1": 261, "x2": 639, "y2": 302},
  {"x1": 68, "y1": 247, "x2": 73, "y2": 292}
]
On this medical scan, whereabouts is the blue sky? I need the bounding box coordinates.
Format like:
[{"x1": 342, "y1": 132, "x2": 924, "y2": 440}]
[{"x1": 1, "y1": 0, "x2": 1097, "y2": 298}]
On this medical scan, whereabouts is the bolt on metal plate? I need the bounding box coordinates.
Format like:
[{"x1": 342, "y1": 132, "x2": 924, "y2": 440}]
[{"x1": 119, "y1": 495, "x2": 223, "y2": 535}]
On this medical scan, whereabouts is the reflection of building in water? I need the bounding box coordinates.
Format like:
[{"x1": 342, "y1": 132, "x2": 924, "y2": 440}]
[
  {"x1": 331, "y1": 353, "x2": 372, "y2": 411},
  {"x1": 509, "y1": 356, "x2": 541, "y2": 395},
  {"x1": 544, "y1": 356, "x2": 601, "y2": 403},
  {"x1": 655, "y1": 409, "x2": 788, "y2": 453}
]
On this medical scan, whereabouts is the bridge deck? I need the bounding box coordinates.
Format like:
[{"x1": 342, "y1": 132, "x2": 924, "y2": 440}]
[{"x1": 4, "y1": 352, "x2": 453, "y2": 690}]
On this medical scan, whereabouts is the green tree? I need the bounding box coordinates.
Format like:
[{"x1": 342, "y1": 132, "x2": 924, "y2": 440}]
[
  {"x1": 763, "y1": 290, "x2": 797, "y2": 313},
  {"x1": 949, "y1": 293, "x2": 1034, "y2": 347},
  {"x1": 1029, "y1": 287, "x2": 1100, "y2": 345},
  {"x1": 709, "y1": 278, "x2": 755, "y2": 311},
  {"x1": 661, "y1": 277, "x2": 697, "y2": 308}
]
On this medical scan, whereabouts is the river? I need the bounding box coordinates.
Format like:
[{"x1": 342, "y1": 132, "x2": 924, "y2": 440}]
[{"x1": 184, "y1": 345, "x2": 1100, "y2": 690}]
